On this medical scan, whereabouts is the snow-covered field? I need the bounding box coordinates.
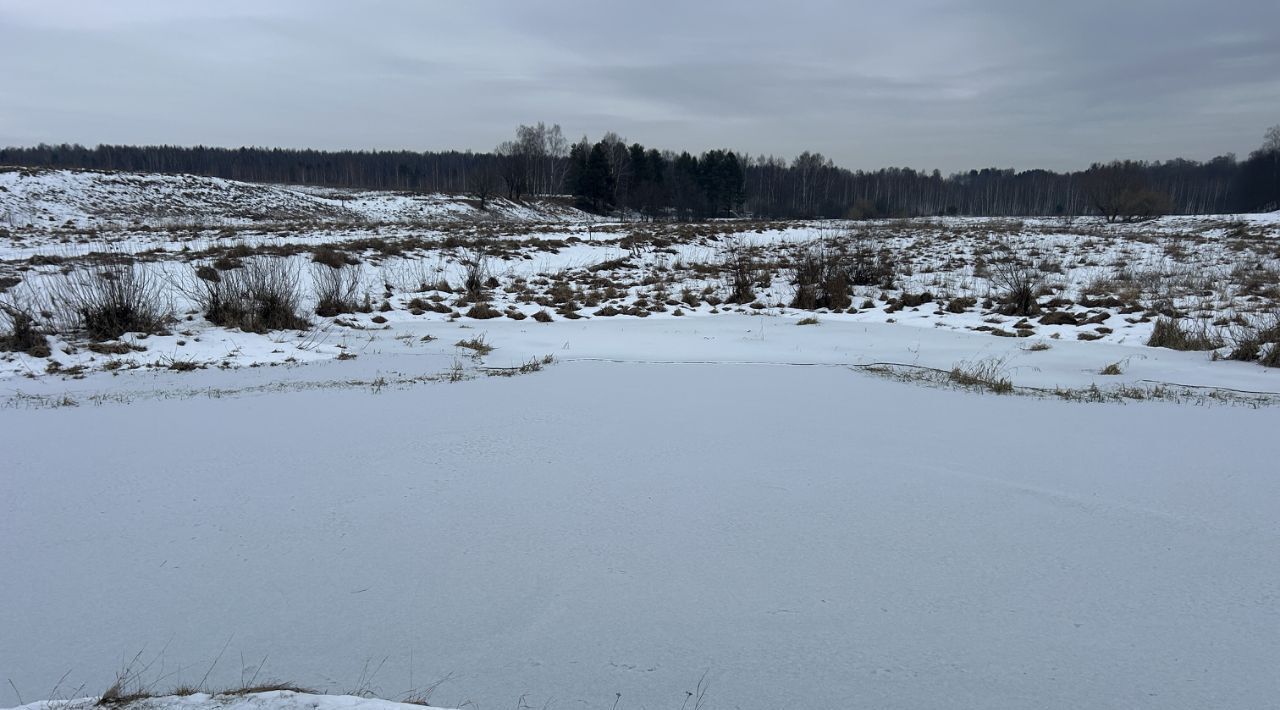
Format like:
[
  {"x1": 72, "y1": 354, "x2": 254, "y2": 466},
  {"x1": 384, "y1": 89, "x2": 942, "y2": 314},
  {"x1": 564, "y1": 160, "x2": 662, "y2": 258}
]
[
  {"x1": 3, "y1": 200, "x2": 1278, "y2": 394},
  {"x1": 4, "y1": 357, "x2": 1279, "y2": 709},
  {"x1": 3, "y1": 170, "x2": 1280, "y2": 709}
]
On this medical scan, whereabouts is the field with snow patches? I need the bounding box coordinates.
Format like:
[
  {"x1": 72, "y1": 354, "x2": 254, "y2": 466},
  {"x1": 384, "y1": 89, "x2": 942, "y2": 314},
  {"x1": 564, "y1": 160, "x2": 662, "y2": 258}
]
[{"x1": 3, "y1": 169, "x2": 1280, "y2": 710}]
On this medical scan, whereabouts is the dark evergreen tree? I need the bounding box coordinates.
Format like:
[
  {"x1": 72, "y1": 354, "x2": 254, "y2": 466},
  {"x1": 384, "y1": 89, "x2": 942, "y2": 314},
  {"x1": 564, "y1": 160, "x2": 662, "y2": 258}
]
[
  {"x1": 582, "y1": 142, "x2": 615, "y2": 212},
  {"x1": 564, "y1": 140, "x2": 591, "y2": 207}
]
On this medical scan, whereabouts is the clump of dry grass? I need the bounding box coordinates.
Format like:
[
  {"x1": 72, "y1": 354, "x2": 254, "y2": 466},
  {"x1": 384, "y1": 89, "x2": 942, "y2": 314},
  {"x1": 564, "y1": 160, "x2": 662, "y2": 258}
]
[
  {"x1": 311, "y1": 245, "x2": 355, "y2": 269},
  {"x1": 1225, "y1": 313, "x2": 1280, "y2": 367},
  {"x1": 0, "y1": 298, "x2": 51, "y2": 357},
  {"x1": 465, "y1": 302, "x2": 502, "y2": 319},
  {"x1": 790, "y1": 246, "x2": 852, "y2": 310},
  {"x1": 948, "y1": 357, "x2": 1014, "y2": 394},
  {"x1": 485, "y1": 354, "x2": 555, "y2": 377},
  {"x1": 846, "y1": 230, "x2": 897, "y2": 288},
  {"x1": 455, "y1": 334, "x2": 494, "y2": 355},
  {"x1": 1146, "y1": 317, "x2": 1222, "y2": 351}
]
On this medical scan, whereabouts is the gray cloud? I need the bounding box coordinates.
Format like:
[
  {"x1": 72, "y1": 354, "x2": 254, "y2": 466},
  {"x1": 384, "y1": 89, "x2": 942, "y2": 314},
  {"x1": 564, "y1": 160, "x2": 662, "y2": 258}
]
[{"x1": 1, "y1": 0, "x2": 1276, "y2": 172}]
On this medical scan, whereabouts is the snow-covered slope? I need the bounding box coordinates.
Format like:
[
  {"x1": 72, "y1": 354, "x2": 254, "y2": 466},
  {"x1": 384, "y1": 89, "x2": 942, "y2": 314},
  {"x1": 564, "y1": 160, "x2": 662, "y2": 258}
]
[{"x1": 0, "y1": 167, "x2": 591, "y2": 229}]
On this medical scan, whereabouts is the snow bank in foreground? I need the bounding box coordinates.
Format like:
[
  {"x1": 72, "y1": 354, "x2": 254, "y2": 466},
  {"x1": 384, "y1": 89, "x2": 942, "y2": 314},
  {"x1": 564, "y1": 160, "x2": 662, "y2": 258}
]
[
  {"x1": 6, "y1": 693, "x2": 450, "y2": 710},
  {"x1": 3, "y1": 362, "x2": 1278, "y2": 710}
]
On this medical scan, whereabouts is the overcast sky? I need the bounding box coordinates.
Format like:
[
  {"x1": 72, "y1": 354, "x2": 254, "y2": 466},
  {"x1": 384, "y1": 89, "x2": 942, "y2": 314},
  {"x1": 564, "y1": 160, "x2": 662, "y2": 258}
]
[{"x1": 2, "y1": 0, "x2": 1277, "y2": 173}]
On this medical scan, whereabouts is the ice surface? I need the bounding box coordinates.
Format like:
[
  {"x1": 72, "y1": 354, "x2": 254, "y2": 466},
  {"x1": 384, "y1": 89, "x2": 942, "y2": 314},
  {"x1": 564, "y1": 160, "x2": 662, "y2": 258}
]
[{"x1": 3, "y1": 359, "x2": 1278, "y2": 710}]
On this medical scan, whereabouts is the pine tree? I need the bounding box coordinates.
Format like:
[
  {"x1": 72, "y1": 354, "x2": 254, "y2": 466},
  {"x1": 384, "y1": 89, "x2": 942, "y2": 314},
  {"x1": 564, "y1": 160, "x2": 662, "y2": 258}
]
[{"x1": 583, "y1": 142, "x2": 615, "y2": 212}]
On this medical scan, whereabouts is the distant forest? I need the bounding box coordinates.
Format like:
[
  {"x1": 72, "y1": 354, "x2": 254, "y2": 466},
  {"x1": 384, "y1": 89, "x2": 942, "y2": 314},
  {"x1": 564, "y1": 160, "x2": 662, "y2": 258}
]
[{"x1": 3, "y1": 123, "x2": 1278, "y2": 221}]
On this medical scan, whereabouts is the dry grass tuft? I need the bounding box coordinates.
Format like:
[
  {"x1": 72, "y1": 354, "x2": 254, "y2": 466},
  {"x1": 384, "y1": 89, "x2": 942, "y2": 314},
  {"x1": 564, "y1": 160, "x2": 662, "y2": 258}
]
[
  {"x1": 1146, "y1": 317, "x2": 1222, "y2": 351},
  {"x1": 948, "y1": 358, "x2": 1014, "y2": 394},
  {"x1": 455, "y1": 334, "x2": 494, "y2": 355}
]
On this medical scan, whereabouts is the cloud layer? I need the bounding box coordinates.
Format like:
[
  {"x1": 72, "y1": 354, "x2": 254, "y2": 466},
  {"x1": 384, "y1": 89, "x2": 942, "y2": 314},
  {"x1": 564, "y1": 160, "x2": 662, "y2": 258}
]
[{"x1": 2, "y1": 0, "x2": 1277, "y2": 172}]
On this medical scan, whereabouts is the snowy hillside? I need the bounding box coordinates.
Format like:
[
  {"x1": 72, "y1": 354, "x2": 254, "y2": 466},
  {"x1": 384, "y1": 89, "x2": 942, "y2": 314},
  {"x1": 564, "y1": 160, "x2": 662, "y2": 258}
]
[{"x1": 0, "y1": 167, "x2": 592, "y2": 229}]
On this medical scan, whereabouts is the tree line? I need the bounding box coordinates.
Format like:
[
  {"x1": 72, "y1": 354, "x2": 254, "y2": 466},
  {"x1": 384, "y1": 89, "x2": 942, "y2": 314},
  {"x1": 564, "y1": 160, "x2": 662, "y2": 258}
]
[{"x1": 3, "y1": 123, "x2": 1277, "y2": 220}]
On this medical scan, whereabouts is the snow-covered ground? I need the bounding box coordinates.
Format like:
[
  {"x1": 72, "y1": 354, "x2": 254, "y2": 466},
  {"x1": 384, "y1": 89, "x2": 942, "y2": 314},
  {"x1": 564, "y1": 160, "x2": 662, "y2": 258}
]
[
  {"x1": 2, "y1": 206, "x2": 1278, "y2": 394},
  {"x1": 1, "y1": 315, "x2": 1277, "y2": 407},
  {"x1": 3, "y1": 173, "x2": 1279, "y2": 709},
  {"x1": 9, "y1": 693, "x2": 452, "y2": 710},
  {"x1": 3, "y1": 357, "x2": 1279, "y2": 710}
]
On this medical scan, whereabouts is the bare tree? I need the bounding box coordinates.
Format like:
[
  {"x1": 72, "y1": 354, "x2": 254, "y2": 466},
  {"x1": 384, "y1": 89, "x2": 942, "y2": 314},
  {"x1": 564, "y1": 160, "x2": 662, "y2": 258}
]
[
  {"x1": 1081, "y1": 161, "x2": 1171, "y2": 222},
  {"x1": 1262, "y1": 124, "x2": 1280, "y2": 153},
  {"x1": 496, "y1": 122, "x2": 570, "y2": 199},
  {"x1": 495, "y1": 140, "x2": 529, "y2": 201},
  {"x1": 470, "y1": 160, "x2": 502, "y2": 211}
]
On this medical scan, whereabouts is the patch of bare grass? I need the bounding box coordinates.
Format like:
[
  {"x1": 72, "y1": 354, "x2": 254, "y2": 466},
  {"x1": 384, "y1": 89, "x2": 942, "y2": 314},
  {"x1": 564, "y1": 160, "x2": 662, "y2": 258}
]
[
  {"x1": 948, "y1": 357, "x2": 1014, "y2": 394},
  {"x1": 455, "y1": 334, "x2": 494, "y2": 355},
  {"x1": 1146, "y1": 317, "x2": 1222, "y2": 351}
]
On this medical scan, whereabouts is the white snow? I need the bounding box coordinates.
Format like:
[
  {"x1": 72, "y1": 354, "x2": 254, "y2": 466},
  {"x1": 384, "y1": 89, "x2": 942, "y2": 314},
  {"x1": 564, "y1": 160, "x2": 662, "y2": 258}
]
[
  {"x1": 0, "y1": 168, "x2": 594, "y2": 230},
  {"x1": 3, "y1": 354, "x2": 1279, "y2": 709},
  {"x1": 8, "y1": 693, "x2": 450, "y2": 710},
  {"x1": 3, "y1": 173, "x2": 1279, "y2": 709}
]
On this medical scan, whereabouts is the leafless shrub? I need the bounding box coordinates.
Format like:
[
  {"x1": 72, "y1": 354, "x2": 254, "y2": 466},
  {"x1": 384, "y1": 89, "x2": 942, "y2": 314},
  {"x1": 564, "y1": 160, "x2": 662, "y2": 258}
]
[
  {"x1": 461, "y1": 250, "x2": 490, "y2": 300},
  {"x1": 51, "y1": 262, "x2": 170, "y2": 340},
  {"x1": 791, "y1": 245, "x2": 851, "y2": 310},
  {"x1": 191, "y1": 256, "x2": 309, "y2": 333},
  {"x1": 1263, "y1": 343, "x2": 1280, "y2": 368},
  {"x1": 988, "y1": 258, "x2": 1042, "y2": 316},
  {"x1": 313, "y1": 262, "x2": 362, "y2": 317},
  {"x1": 723, "y1": 242, "x2": 759, "y2": 304}
]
